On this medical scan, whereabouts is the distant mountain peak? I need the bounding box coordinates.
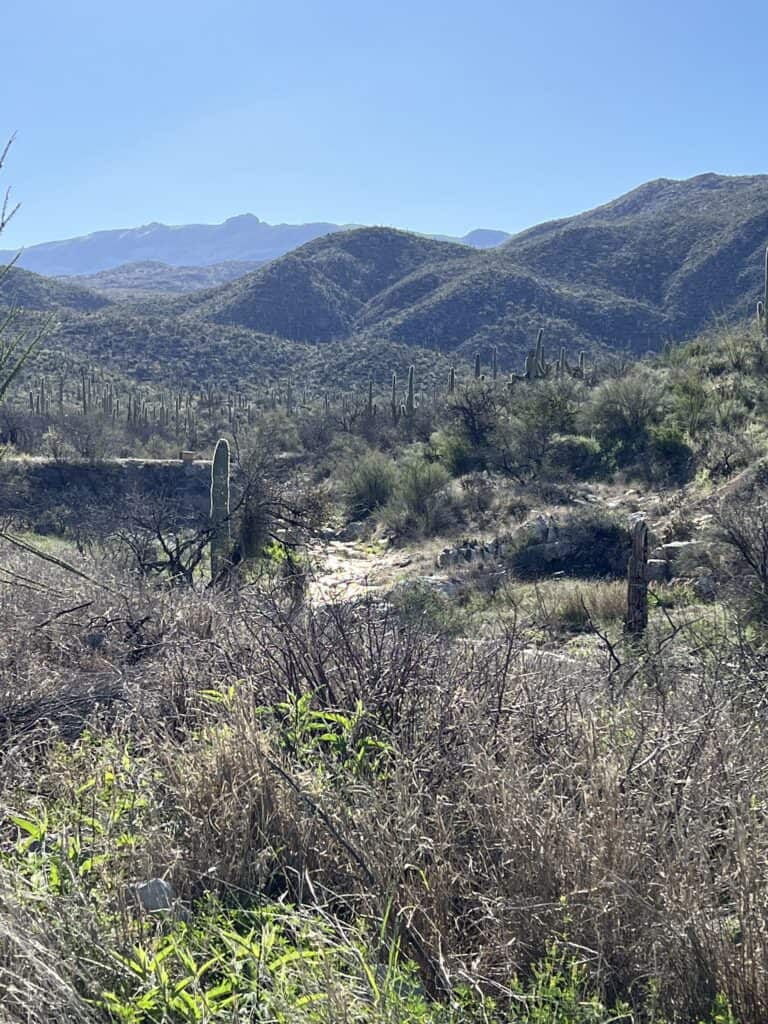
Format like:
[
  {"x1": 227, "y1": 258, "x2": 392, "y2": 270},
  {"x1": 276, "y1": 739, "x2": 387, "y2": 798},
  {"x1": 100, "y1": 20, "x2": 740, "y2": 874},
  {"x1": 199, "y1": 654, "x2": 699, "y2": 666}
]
[
  {"x1": 0, "y1": 215, "x2": 509, "y2": 277},
  {"x1": 224, "y1": 213, "x2": 260, "y2": 224}
]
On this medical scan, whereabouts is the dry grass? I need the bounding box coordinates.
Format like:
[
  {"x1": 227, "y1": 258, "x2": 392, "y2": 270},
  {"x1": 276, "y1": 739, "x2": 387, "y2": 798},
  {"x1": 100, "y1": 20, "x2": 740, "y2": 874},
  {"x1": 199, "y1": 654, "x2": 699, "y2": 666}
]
[{"x1": 0, "y1": 540, "x2": 767, "y2": 1020}]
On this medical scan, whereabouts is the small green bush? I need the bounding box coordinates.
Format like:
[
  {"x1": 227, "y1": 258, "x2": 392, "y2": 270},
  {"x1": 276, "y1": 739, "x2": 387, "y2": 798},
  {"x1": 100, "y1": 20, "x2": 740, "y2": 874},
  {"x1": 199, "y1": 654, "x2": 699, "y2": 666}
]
[
  {"x1": 345, "y1": 452, "x2": 397, "y2": 519},
  {"x1": 430, "y1": 428, "x2": 477, "y2": 475},
  {"x1": 380, "y1": 454, "x2": 453, "y2": 536},
  {"x1": 647, "y1": 425, "x2": 695, "y2": 485},
  {"x1": 543, "y1": 434, "x2": 611, "y2": 481},
  {"x1": 399, "y1": 457, "x2": 449, "y2": 516},
  {"x1": 584, "y1": 371, "x2": 664, "y2": 465}
]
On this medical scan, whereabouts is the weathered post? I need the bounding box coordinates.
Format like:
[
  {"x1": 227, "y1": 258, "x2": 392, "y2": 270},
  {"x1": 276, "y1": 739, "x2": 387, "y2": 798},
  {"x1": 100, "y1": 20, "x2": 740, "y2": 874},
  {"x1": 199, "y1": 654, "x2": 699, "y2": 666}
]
[
  {"x1": 210, "y1": 438, "x2": 231, "y2": 580},
  {"x1": 626, "y1": 518, "x2": 649, "y2": 634}
]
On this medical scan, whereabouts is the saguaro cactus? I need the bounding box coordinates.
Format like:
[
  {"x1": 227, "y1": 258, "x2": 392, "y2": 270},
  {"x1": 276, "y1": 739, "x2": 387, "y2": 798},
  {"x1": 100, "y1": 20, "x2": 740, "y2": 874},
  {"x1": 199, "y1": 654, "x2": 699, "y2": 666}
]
[
  {"x1": 448, "y1": 366, "x2": 455, "y2": 395},
  {"x1": 390, "y1": 372, "x2": 401, "y2": 425},
  {"x1": 210, "y1": 438, "x2": 231, "y2": 579},
  {"x1": 556, "y1": 346, "x2": 568, "y2": 377},
  {"x1": 626, "y1": 518, "x2": 649, "y2": 634},
  {"x1": 521, "y1": 330, "x2": 550, "y2": 380},
  {"x1": 474, "y1": 352, "x2": 481, "y2": 379},
  {"x1": 405, "y1": 365, "x2": 415, "y2": 417},
  {"x1": 759, "y1": 247, "x2": 768, "y2": 337},
  {"x1": 492, "y1": 346, "x2": 498, "y2": 381}
]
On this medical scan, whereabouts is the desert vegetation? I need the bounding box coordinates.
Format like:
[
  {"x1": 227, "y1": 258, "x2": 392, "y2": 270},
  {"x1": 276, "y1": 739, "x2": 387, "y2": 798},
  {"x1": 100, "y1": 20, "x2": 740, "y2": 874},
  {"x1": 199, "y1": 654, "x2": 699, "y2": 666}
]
[
  {"x1": 6, "y1": 132, "x2": 768, "y2": 1020},
  {"x1": 3, "y1": 311, "x2": 768, "y2": 1021}
]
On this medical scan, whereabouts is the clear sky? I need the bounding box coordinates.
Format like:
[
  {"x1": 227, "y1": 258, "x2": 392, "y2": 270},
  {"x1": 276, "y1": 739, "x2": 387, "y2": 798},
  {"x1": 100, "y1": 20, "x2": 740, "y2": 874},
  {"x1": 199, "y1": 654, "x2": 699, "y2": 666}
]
[{"x1": 4, "y1": 0, "x2": 768, "y2": 248}]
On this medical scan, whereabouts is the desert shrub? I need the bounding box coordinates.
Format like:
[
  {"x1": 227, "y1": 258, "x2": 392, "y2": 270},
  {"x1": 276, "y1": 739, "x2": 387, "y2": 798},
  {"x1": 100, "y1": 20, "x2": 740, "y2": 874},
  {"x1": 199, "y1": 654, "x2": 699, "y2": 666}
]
[
  {"x1": 387, "y1": 580, "x2": 464, "y2": 635},
  {"x1": 41, "y1": 427, "x2": 78, "y2": 463},
  {"x1": 0, "y1": 544, "x2": 765, "y2": 1022},
  {"x1": 701, "y1": 428, "x2": 759, "y2": 479},
  {"x1": 505, "y1": 493, "x2": 533, "y2": 523},
  {"x1": 297, "y1": 407, "x2": 337, "y2": 453},
  {"x1": 458, "y1": 471, "x2": 496, "y2": 515},
  {"x1": 380, "y1": 454, "x2": 452, "y2": 536},
  {"x1": 645, "y1": 425, "x2": 695, "y2": 485},
  {"x1": 715, "y1": 490, "x2": 768, "y2": 619},
  {"x1": 430, "y1": 428, "x2": 476, "y2": 475},
  {"x1": 583, "y1": 370, "x2": 664, "y2": 465},
  {"x1": 667, "y1": 371, "x2": 713, "y2": 438},
  {"x1": 446, "y1": 381, "x2": 501, "y2": 454},
  {"x1": 399, "y1": 457, "x2": 449, "y2": 513},
  {"x1": 492, "y1": 381, "x2": 580, "y2": 479},
  {"x1": 509, "y1": 509, "x2": 631, "y2": 579},
  {"x1": 345, "y1": 451, "x2": 397, "y2": 519},
  {"x1": 543, "y1": 433, "x2": 611, "y2": 481}
]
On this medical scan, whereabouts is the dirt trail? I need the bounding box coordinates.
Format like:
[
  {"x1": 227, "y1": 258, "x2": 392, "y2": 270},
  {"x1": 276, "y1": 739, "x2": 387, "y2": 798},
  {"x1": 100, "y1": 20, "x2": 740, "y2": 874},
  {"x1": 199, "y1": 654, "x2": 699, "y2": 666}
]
[{"x1": 307, "y1": 538, "x2": 439, "y2": 604}]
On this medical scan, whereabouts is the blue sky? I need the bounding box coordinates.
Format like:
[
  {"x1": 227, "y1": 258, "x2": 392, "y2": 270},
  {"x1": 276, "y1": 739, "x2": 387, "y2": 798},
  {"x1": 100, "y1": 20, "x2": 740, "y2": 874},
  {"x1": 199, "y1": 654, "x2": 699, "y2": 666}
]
[{"x1": 4, "y1": 0, "x2": 768, "y2": 247}]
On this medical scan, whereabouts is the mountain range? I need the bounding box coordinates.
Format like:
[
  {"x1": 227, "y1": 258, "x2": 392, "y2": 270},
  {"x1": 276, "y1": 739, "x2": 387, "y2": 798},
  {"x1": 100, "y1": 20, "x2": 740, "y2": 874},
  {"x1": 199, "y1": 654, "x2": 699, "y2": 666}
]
[
  {"x1": 0, "y1": 214, "x2": 510, "y2": 277},
  {"x1": 3, "y1": 173, "x2": 768, "y2": 389},
  {"x1": 175, "y1": 173, "x2": 768, "y2": 356}
]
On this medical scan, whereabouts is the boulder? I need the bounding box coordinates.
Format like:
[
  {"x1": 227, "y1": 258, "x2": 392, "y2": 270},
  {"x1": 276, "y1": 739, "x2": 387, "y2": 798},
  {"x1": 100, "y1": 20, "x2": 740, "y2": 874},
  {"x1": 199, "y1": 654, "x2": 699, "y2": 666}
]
[
  {"x1": 646, "y1": 559, "x2": 670, "y2": 583},
  {"x1": 126, "y1": 878, "x2": 177, "y2": 913},
  {"x1": 661, "y1": 540, "x2": 705, "y2": 561}
]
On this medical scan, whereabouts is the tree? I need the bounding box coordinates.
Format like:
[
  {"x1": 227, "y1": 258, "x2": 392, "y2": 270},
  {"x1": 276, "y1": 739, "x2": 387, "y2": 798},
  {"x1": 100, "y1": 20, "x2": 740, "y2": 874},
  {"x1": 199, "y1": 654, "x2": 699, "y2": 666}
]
[
  {"x1": 715, "y1": 490, "x2": 768, "y2": 617},
  {"x1": 0, "y1": 137, "x2": 46, "y2": 409}
]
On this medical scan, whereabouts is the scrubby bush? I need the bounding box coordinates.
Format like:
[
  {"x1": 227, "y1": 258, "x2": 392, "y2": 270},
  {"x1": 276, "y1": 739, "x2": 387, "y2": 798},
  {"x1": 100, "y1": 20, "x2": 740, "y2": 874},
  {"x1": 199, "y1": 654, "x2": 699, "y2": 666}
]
[
  {"x1": 430, "y1": 428, "x2": 476, "y2": 475},
  {"x1": 543, "y1": 433, "x2": 611, "y2": 481},
  {"x1": 715, "y1": 489, "x2": 768, "y2": 619},
  {"x1": 547, "y1": 579, "x2": 627, "y2": 631},
  {"x1": 380, "y1": 453, "x2": 453, "y2": 536},
  {"x1": 446, "y1": 381, "x2": 501, "y2": 454},
  {"x1": 345, "y1": 451, "x2": 397, "y2": 519},
  {"x1": 646, "y1": 425, "x2": 695, "y2": 484},
  {"x1": 397, "y1": 456, "x2": 449, "y2": 519},
  {"x1": 0, "y1": 542, "x2": 763, "y2": 1023},
  {"x1": 583, "y1": 370, "x2": 664, "y2": 466}
]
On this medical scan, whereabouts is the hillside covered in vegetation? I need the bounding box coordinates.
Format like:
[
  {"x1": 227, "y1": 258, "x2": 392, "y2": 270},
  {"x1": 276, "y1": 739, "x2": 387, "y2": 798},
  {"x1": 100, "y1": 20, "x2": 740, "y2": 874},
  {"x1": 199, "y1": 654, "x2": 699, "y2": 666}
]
[{"x1": 3, "y1": 173, "x2": 767, "y2": 393}]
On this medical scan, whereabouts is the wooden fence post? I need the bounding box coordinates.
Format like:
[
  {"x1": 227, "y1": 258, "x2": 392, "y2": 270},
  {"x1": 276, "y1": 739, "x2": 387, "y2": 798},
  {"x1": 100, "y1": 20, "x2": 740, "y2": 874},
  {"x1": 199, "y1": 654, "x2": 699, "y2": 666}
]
[{"x1": 626, "y1": 518, "x2": 649, "y2": 634}]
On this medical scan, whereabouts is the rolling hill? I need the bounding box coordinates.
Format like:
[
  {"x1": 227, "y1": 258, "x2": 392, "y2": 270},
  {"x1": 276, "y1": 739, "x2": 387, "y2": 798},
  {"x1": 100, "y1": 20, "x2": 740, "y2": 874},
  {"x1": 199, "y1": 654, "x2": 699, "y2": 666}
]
[
  {"x1": 0, "y1": 265, "x2": 112, "y2": 313},
  {"x1": 66, "y1": 259, "x2": 266, "y2": 297},
  {"x1": 176, "y1": 172, "x2": 768, "y2": 361}
]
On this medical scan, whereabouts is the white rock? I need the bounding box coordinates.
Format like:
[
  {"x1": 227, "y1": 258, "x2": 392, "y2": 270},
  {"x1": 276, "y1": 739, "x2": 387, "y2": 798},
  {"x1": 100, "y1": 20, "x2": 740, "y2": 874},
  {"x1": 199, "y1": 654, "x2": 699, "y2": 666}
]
[{"x1": 128, "y1": 878, "x2": 177, "y2": 913}]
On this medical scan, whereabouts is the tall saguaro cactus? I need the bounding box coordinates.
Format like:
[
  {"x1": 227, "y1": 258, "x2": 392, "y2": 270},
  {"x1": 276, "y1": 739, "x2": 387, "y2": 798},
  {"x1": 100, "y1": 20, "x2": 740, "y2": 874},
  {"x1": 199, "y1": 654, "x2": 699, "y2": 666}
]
[
  {"x1": 626, "y1": 518, "x2": 649, "y2": 635},
  {"x1": 210, "y1": 438, "x2": 231, "y2": 579},
  {"x1": 405, "y1": 365, "x2": 415, "y2": 417},
  {"x1": 390, "y1": 373, "x2": 401, "y2": 426}
]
